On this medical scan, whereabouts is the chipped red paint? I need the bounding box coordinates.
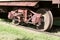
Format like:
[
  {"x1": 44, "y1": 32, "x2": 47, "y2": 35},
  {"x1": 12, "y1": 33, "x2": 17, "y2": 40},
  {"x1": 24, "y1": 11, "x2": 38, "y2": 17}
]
[
  {"x1": 0, "y1": 2, "x2": 38, "y2": 6},
  {"x1": 8, "y1": 8, "x2": 42, "y2": 25},
  {"x1": 8, "y1": 11, "x2": 15, "y2": 19},
  {"x1": 31, "y1": 13, "x2": 42, "y2": 24},
  {"x1": 30, "y1": 10, "x2": 42, "y2": 24}
]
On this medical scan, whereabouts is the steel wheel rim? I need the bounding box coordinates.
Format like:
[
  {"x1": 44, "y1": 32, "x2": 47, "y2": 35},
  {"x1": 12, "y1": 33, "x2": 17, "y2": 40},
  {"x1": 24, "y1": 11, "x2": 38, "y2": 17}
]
[{"x1": 39, "y1": 10, "x2": 53, "y2": 31}]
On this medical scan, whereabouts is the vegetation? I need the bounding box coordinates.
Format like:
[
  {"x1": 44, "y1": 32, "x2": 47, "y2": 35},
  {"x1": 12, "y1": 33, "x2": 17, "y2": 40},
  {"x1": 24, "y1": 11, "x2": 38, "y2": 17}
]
[{"x1": 0, "y1": 18, "x2": 60, "y2": 40}]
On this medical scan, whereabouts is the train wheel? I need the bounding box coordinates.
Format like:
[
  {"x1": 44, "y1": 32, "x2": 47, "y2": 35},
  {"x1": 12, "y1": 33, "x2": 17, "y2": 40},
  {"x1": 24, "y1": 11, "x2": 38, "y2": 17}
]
[
  {"x1": 36, "y1": 9, "x2": 53, "y2": 31},
  {"x1": 12, "y1": 18, "x2": 20, "y2": 25}
]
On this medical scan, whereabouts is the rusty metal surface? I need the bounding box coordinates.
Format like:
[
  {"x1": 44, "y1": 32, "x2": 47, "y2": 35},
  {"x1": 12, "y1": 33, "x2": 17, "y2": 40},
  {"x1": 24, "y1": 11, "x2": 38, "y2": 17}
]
[
  {"x1": 0, "y1": 2, "x2": 37, "y2": 6},
  {"x1": 0, "y1": 0, "x2": 51, "y2": 1}
]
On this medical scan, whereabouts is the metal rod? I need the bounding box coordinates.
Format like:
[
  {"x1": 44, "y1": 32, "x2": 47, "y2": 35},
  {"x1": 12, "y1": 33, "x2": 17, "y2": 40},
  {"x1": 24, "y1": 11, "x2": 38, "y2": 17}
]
[{"x1": 58, "y1": 0, "x2": 60, "y2": 8}]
